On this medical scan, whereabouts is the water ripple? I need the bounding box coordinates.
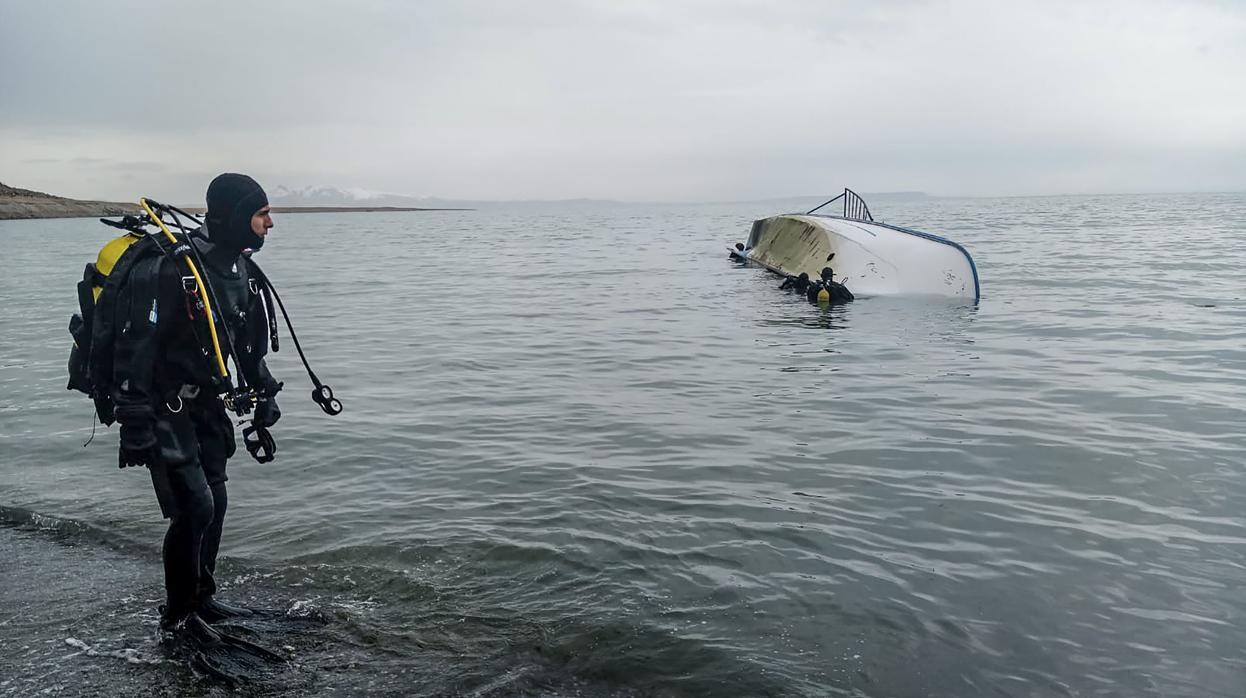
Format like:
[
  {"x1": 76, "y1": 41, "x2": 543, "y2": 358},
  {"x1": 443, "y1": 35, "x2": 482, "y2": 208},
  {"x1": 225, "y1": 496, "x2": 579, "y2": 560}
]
[{"x1": 2, "y1": 194, "x2": 1245, "y2": 696}]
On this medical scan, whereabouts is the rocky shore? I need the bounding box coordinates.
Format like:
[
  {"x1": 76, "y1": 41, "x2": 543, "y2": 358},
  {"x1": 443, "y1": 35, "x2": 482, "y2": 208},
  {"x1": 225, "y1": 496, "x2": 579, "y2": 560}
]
[
  {"x1": 0, "y1": 182, "x2": 140, "y2": 220},
  {"x1": 0, "y1": 182, "x2": 456, "y2": 220}
]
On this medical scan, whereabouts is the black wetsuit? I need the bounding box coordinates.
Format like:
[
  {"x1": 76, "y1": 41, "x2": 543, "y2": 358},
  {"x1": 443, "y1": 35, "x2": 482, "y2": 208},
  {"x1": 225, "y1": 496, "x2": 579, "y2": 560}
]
[
  {"x1": 805, "y1": 282, "x2": 822, "y2": 303},
  {"x1": 111, "y1": 234, "x2": 280, "y2": 621},
  {"x1": 806, "y1": 280, "x2": 856, "y2": 304},
  {"x1": 825, "y1": 280, "x2": 854, "y2": 303},
  {"x1": 780, "y1": 275, "x2": 810, "y2": 293}
]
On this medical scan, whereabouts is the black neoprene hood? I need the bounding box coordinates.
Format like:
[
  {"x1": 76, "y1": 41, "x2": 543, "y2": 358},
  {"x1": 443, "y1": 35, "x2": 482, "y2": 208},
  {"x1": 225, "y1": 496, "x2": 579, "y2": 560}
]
[{"x1": 205, "y1": 173, "x2": 269, "y2": 251}]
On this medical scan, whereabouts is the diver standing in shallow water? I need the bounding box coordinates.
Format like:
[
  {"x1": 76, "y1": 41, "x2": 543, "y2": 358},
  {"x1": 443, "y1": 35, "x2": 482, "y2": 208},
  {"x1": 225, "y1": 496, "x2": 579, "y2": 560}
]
[{"x1": 109, "y1": 174, "x2": 287, "y2": 680}]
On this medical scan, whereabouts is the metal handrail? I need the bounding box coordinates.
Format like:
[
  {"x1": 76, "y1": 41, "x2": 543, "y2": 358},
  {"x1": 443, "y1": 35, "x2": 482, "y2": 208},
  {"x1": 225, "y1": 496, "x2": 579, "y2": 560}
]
[{"x1": 806, "y1": 188, "x2": 873, "y2": 222}]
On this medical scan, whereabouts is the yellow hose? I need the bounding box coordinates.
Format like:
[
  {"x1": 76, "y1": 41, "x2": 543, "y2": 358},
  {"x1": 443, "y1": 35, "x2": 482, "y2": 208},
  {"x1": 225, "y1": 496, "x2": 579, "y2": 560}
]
[{"x1": 139, "y1": 198, "x2": 230, "y2": 380}]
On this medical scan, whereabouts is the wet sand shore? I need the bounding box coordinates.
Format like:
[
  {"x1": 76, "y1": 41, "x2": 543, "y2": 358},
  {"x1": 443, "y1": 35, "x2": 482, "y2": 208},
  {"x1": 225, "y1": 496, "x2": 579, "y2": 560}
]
[{"x1": 0, "y1": 523, "x2": 325, "y2": 697}]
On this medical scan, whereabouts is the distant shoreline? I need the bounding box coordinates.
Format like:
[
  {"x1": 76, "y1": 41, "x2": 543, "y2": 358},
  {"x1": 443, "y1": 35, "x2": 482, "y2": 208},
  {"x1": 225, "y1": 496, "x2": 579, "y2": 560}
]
[
  {"x1": 171, "y1": 205, "x2": 471, "y2": 215},
  {"x1": 0, "y1": 206, "x2": 468, "y2": 221},
  {"x1": 272, "y1": 205, "x2": 470, "y2": 213},
  {"x1": 0, "y1": 182, "x2": 470, "y2": 220}
]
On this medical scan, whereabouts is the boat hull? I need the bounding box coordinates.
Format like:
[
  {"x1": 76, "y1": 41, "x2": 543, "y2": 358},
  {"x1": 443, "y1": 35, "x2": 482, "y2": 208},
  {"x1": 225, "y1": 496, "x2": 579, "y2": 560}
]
[{"x1": 742, "y1": 214, "x2": 979, "y2": 301}]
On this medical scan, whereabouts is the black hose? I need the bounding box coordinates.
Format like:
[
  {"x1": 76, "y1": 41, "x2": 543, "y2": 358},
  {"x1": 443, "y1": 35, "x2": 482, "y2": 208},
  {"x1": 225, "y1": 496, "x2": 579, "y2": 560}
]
[
  {"x1": 157, "y1": 201, "x2": 249, "y2": 392},
  {"x1": 247, "y1": 261, "x2": 343, "y2": 416}
]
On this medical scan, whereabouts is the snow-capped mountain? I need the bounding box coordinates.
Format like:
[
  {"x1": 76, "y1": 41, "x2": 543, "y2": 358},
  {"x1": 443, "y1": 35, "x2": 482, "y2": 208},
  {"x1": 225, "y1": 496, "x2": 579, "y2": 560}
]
[{"x1": 269, "y1": 185, "x2": 437, "y2": 207}]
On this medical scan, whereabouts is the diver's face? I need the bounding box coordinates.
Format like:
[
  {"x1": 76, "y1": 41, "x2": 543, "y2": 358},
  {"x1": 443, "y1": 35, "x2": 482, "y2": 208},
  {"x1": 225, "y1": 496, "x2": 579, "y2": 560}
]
[{"x1": 251, "y1": 206, "x2": 274, "y2": 237}]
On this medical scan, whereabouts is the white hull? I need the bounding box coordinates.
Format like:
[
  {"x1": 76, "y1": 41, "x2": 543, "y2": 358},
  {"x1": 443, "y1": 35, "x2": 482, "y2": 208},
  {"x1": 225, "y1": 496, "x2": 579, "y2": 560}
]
[{"x1": 739, "y1": 214, "x2": 979, "y2": 301}]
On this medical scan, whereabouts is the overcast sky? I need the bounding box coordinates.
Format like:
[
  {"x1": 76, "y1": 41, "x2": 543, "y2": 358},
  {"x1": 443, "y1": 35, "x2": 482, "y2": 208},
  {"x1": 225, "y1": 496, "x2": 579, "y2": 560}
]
[{"x1": 2, "y1": 0, "x2": 1244, "y2": 202}]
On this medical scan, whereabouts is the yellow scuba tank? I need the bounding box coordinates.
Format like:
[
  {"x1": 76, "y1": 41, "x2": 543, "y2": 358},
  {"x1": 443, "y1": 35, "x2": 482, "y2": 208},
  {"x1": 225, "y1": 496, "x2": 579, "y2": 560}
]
[
  {"x1": 817, "y1": 286, "x2": 831, "y2": 303},
  {"x1": 91, "y1": 233, "x2": 144, "y2": 301}
]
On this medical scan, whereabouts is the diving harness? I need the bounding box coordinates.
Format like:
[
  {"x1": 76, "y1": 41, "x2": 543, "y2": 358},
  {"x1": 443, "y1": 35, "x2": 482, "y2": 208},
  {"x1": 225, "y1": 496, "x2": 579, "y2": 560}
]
[{"x1": 102, "y1": 199, "x2": 343, "y2": 462}]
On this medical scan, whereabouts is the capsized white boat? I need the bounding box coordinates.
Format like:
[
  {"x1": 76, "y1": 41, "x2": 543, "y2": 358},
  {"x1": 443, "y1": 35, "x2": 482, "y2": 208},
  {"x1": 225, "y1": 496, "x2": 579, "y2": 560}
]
[{"x1": 730, "y1": 189, "x2": 979, "y2": 301}]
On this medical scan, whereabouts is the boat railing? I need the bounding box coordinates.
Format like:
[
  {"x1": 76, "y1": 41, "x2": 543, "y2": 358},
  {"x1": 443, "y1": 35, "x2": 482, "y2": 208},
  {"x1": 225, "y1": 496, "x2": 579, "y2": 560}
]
[{"x1": 806, "y1": 188, "x2": 873, "y2": 222}]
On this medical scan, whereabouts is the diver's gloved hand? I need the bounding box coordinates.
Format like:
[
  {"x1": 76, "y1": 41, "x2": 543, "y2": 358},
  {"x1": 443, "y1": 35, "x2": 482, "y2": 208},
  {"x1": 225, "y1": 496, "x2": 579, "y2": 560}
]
[
  {"x1": 118, "y1": 444, "x2": 159, "y2": 468},
  {"x1": 253, "y1": 396, "x2": 281, "y2": 427},
  {"x1": 119, "y1": 423, "x2": 156, "y2": 449},
  {"x1": 118, "y1": 424, "x2": 158, "y2": 468}
]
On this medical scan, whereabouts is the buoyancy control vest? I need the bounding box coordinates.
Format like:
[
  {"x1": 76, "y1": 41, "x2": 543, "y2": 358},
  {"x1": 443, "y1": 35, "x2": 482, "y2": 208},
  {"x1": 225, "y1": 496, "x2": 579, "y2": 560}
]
[
  {"x1": 67, "y1": 214, "x2": 263, "y2": 425},
  {"x1": 71, "y1": 202, "x2": 344, "y2": 438},
  {"x1": 68, "y1": 230, "x2": 166, "y2": 425}
]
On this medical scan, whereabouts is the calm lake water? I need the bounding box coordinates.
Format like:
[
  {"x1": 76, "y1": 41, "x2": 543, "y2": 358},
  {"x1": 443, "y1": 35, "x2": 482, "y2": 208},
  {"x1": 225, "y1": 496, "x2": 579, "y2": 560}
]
[{"x1": 2, "y1": 193, "x2": 1244, "y2": 696}]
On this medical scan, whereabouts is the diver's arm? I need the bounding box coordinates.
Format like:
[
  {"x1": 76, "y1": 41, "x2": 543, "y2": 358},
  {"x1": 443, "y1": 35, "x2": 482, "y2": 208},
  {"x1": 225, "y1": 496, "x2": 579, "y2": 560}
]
[
  {"x1": 240, "y1": 277, "x2": 282, "y2": 397},
  {"x1": 247, "y1": 353, "x2": 282, "y2": 400},
  {"x1": 245, "y1": 352, "x2": 282, "y2": 427},
  {"x1": 238, "y1": 275, "x2": 282, "y2": 427}
]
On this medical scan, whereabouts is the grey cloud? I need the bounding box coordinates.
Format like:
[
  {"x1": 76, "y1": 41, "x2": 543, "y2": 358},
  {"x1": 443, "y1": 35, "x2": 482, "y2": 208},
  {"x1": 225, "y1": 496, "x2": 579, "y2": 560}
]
[
  {"x1": 101, "y1": 161, "x2": 170, "y2": 172},
  {"x1": 2, "y1": 0, "x2": 1244, "y2": 200},
  {"x1": 18, "y1": 156, "x2": 167, "y2": 171}
]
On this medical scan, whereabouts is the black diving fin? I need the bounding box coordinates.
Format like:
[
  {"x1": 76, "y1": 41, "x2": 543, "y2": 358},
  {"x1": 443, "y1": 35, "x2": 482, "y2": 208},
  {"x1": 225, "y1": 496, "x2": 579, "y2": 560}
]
[{"x1": 174, "y1": 613, "x2": 286, "y2": 685}]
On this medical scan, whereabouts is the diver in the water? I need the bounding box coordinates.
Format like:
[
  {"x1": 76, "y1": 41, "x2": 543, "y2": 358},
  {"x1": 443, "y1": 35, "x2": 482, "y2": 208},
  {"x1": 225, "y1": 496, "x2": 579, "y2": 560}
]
[
  {"x1": 805, "y1": 280, "x2": 823, "y2": 304},
  {"x1": 806, "y1": 266, "x2": 854, "y2": 304},
  {"x1": 780, "y1": 272, "x2": 810, "y2": 293}
]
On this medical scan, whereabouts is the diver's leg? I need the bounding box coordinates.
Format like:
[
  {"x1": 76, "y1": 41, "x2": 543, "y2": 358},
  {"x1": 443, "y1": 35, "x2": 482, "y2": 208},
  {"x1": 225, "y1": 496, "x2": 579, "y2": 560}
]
[
  {"x1": 193, "y1": 397, "x2": 235, "y2": 604},
  {"x1": 192, "y1": 399, "x2": 311, "y2": 626},
  {"x1": 150, "y1": 459, "x2": 214, "y2": 625},
  {"x1": 149, "y1": 402, "x2": 214, "y2": 626},
  {"x1": 197, "y1": 479, "x2": 227, "y2": 601}
]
